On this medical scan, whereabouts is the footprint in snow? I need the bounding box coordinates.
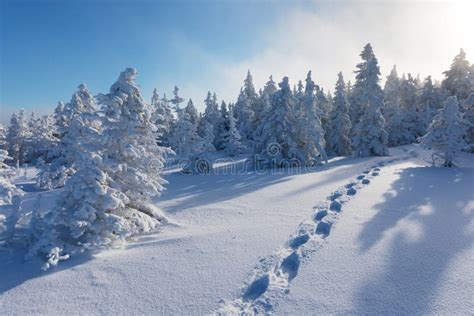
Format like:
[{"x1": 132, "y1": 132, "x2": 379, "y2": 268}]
[
  {"x1": 361, "y1": 179, "x2": 370, "y2": 184},
  {"x1": 314, "y1": 209, "x2": 328, "y2": 221},
  {"x1": 243, "y1": 274, "x2": 270, "y2": 301},
  {"x1": 289, "y1": 234, "x2": 310, "y2": 249},
  {"x1": 280, "y1": 252, "x2": 300, "y2": 281},
  {"x1": 315, "y1": 221, "x2": 332, "y2": 237},
  {"x1": 357, "y1": 175, "x2": 365, "y2": 180},
  {"x1": 371, "y1": 172, "x2": 379, "y2": 176},
  {"x1": 347, "y1": 187, "x2": 357, "y2": 196},
  {"x1": 330, "y1": 200, "x2": 342, "y2": 212}
]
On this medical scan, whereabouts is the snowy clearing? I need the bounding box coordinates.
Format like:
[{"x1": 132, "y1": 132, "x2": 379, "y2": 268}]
[{"x1": 1, "y1": 145, "x2": 473, "y2": 315}]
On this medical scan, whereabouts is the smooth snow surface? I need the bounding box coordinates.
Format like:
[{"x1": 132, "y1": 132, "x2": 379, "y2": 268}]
[{"x1": 0, "y1": 145, "x2": 473, "y2": 315}]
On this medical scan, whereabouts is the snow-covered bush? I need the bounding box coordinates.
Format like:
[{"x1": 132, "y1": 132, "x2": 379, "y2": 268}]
[{"x1": 421, "y1": 96, "x2": 468, "y2": 167}]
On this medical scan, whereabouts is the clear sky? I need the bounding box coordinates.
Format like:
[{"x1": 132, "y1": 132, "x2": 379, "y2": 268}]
[{"x1": 1, "y1": 0, "x2": 473, "y2": 124}]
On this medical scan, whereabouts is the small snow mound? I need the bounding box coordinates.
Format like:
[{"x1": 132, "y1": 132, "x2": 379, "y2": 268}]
[{"x1": 243, "y1": 274, "x2": 270, "y2": 301}]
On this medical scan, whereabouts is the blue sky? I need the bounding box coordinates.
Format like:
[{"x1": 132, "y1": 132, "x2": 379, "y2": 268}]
[{"x1": 1, "y1": 0, "x2": 472, "y2": 124}]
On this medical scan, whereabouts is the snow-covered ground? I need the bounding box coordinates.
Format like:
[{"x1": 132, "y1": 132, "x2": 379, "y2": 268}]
[{"x1": 0, "y1": 145, "x2": 473, "y2": 315}]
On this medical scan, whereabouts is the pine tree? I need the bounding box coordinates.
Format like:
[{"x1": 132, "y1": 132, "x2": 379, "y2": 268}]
[
  {"x1": 0, "y1": 149, "x2": 22, "y2": 207},
  {"x1": 0, "y1": 124, "x2": 7, "y2": 150},
  {"x1": 223, "y1": 107, "x2": 245, "y2": 156},
  {"x1": 418, "y1": 76, "x2": 443, "y2": 134},
  {"x1": 327, "y1": 72, "x2": 352, "y2": 156},
  {"x1": 37, "y1": 84, "x2": 98, "y2": 189},
  {"x1": 7, "y1": 109, "x2": 28, "y2": 166},
  {"x1": 382, "y1": 66, "x2": 414, "y2": 146},
  {"x1": 462, "y1": 93, "x2": 474, "y2": 152},
  {"x1": 399, "y1": 73, "x2": 422, "y2": 138},
  {"x1": 214, "y1": 101, "x2": 229, "y2": 150},
  {"x1": 151, "y1": 89, "x2": 174, "y2": 147},
  {"x1": 298, "y1": 71, "x2": 328, "y2": 163},
  {"x1": 201, "y1": 91, "x2": 221, "y2": 147},
  {"x1": 171, "y1": 107, "x2": 206, "y2": 157},
  {"x1": 442, "y1": 49, "x2": 473, "y2": 101},
  {"x1": 184, "y1": 99, "x2": 199, "y2": 125},
  {"x1": 350, "y1": 44, "x2": 385, "y2": 132},
  {"x1": 351, "y1": 44, "x2": 389, "y2": 156},
  {"x1": 421, "y1": 96, "x2": 468, "y2": 167},
  {"x1": 258, "y1": 77, "x2": 305, "y2": 166}
]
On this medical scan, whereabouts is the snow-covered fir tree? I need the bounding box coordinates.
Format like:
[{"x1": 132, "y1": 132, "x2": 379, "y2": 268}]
[
  {"x1": 399, "y1": 73, "x2": 422, "y2": 138},
  {"x1": 223, "y1": 107, "x2": 245, "y2": 156},
  {"x1": 350, "y1": 43, "x2": 385, "y2": 133},
  {"x1": 27, "y1": 68, "x2": 171, "y2": 268},
  {"x1": 0, "y1": 149, "x2": 22, "y2": 206},
  {"x1": 151, "y1": 89, "x2": 174, "y2": 147},
  {"x1": 37, "y1": 84, "x2": 98, "y2": 189},
  {"x1": 7, "y1": 109, "x2": 29, "y2": 166},
  {"x1": 421, "y1": 96, "x2": 468, "y2": 167},
  {"x1": 442, "y1": 49, "x2": 473, "y2": 101},
  {"x1": 0, "y1": 124, "x2": 7, "y2": 150},
  {"x1": 170, "y1": 106, "x2": 206, "y2": 157},
  {"x1": 315, "y1": 85, "x2": 332, "y2": 147},
  {"x1": 297, "y1": 71, "x2": 328, "y2": 163},
  {"x1": 184, "y1": 99, "x2": 199, "y2": 125},
  {"x1": 462, "y1": 93, "x2": 474, "y2": 152},
  {"x1": 258, "y1": 77, "x2": 306, "y2": 166},
  {"x1": 418, "y1": 76, "x2": 443, "y2": 134},
  {"x1": 351, "y1": 44, "x2": 389, "y2": 156},
  {"x1": 234, "y1": 71, "x2": 258, "y2": 143},
  {"x1": 327, "y1": 72, "x2": 352, "y2": 156},
  {"x1": 214, "y1": 101, "x2": 229, "y2": 150},
  {"x1": 201, "y1": 91, "x2": 221, "y2": 147},
  {"x1": 382, "y1": 66, "x2": 415, "y2": 146}
]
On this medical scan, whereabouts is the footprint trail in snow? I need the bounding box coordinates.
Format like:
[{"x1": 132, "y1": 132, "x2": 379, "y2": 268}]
[{"x1": 215, "y1": 155, "x2": 412, "y2": 315}]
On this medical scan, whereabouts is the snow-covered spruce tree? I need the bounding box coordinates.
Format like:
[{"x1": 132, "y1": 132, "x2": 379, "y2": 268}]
[
  {"x1": 223, "y1": 107, "x2": 245, "y2": 156},
  {"x1": 350, "y1": 43, "x2": 383, "y2": 133},
  {"x1": 37, "y1": 84, "x2": 98, "y2": 189},
  {"x1": 28, "y1": 68, "x2": 170, "y2": 268},
  {"x1": 462, "y1": 93, "x2": 474, "y2": 152},
  {"x1": 442, "y1": 48, "x2": 473, "y2": 101},
  {"x1": 0, "y1": 124, "x2": 7, "y2": 150},
  {"x1": 297, "y1": 71, "x2": 328, "y2": 163},
  {"x1": 99, "y1": 68, "x2": 169, "y2": 213},
  {"x1": 421, "y1": 96, "x2": 468, "y2": 167},
  {"x1": 202, "y1": 121, "x2": 217, "y2": 152},
  {"x1": 170, "y1": 106, "x2": 206, "y2": 157},
  {"x1": 214, "y1": 101, "x2": 229, "y2": 150},
  {"x1": 26, "y1": 114, "x2": 57, "y2": 163},
  {"x1": 258, "y1": 77, "x2": 306, "y2": 166},
  {"x1": 200, "y1": 92, "x2": 221, "y2": 145},
  {"x1": 151, "y1": 89, "x2": 175, "y2": 147},
  {"x1": 234, "y1": 71, "x2": 258, "y2": 143},
  {"x1": 351, "y1": 44, "x2": 389, "y2": 156},
  {"x1": 399, "y1": 73, "x2": 422, "y2": 139},
  {"x1": 418, "y1": 76, "x2": 443, "y2": 134},
  {"x1": 382, "y1": 65, "x2": 414, "y2": 146},
  {"x1": 327, "y1": 72, "x2": 352, "y2": 156},
  {"x1": 184, "y1": 99, "x2": 199, "y2": 125},
  {"x1": 7, "y1": 109, "x2": 29, "y2": 166},
  {"x1": 315, "y1": 85, "x2": 332, "y2": 146},
  {"x1": 0, "y1": 149, "x2": 23, "y2": 206}
]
